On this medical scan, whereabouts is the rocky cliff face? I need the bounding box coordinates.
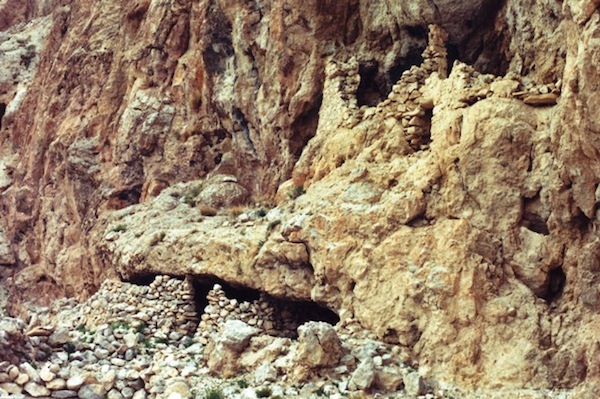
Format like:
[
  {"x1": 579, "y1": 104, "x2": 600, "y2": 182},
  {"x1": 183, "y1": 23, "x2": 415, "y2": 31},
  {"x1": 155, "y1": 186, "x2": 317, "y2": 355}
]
[{"x1": 1, "y1": 0, "x2": 600, "y2": 395}]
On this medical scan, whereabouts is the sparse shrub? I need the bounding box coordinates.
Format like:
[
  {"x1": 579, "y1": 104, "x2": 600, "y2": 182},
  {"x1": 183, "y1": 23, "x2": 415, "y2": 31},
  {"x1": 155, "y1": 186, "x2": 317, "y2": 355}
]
[
  {"x1": 199, "y1": 205, "x2": 218, "y2": 216},
  {"x1": 111, "y1": 320, "x2": 130, "y2": 331},
  {"x1": 255, "y1": 208, "x2": 267, "y2": 217},
  {"x1": 315, "y1": 386, "x2": 326, "y2": 397},
  {"x1": 290, "y1": 185, "x2": 305, "y2": 199},
  {"x1": 236, "y1": 379, "x2": 249, "y2": 389},
  {"x1": 64, "y1": 342, "x2": 76, "y2": 354},
  {"x1": 202, "y1": 387, "x2": 225, "y2": 399},
  {"x1": 110, "y1": 224, "x2": 127, "y2": 233},
  {"x1": 76, "y1": 325, "x2": 88, "y2": 334},
  {"x1": 134, "y1": 321, "x2": 147, "y2": 333},
  {"x1": 255, "y1": 387, "x2": 272, "y2": 398},
  {"x1": 227, "y1": 204, "x2": 246, "y2": 217}
]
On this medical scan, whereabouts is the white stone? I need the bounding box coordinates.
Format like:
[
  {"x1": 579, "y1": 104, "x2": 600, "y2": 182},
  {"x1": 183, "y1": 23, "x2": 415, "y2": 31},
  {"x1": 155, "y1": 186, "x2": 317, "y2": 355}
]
[
  {"x1": 66, "y1": 375, "x2": 85, "y2": 390},
  {"x1": 219, "y1": 320, "x2": 260, "y2": 352}
]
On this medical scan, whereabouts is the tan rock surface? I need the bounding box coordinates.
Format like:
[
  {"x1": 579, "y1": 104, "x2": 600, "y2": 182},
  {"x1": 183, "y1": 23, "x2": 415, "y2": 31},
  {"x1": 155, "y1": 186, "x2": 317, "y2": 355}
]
[{"x1": 1, "y1": 0, "x2": 600, "y2": 395}]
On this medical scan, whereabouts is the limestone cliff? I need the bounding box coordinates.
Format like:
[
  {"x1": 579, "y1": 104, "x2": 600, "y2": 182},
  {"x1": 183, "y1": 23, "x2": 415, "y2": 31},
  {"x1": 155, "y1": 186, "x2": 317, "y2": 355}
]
[{"x1": 1, "y1": 0, "x2": 600, "y2": 395}]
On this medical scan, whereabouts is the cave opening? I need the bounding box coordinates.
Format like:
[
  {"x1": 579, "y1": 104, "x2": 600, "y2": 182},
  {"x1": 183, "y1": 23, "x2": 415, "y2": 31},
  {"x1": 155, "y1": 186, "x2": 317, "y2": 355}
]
[
  {"x1": 116, "y1": 185, "x2": 142, "y2": 206},
  {"x1": 451, "y1": 0, "x2": 510, "y2": 76},
  {"x1": 521, "y1": 194, "x2": 550, "y2": 235},
  {"x1": 129, "y1": 273, "x2": 158, "y2": 286},
  {"x1": 0, "y1": 103, "x2": 5, "y2": 130},
  {"x1": 541, "y1": 266, "x2": 566, "y2": 304},
  {"x1": 190, "y1": 276, "x2": 340, "y2": 338},
  {"x1": 191, "y1": 276, "x2": 261, "y2": 316},
  {"x1": 356, "y1": 45, "x2": 425, "y2": 107},
  {"x1": 290, "y1": 94, "x2": 322, "y2": 159}
]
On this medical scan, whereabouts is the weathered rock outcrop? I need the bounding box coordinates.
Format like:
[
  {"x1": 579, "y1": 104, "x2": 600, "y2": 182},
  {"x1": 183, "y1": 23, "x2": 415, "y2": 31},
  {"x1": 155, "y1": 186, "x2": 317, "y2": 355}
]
[{"x1": 2, "y1": 0, "x2": 600, "y2": 395}]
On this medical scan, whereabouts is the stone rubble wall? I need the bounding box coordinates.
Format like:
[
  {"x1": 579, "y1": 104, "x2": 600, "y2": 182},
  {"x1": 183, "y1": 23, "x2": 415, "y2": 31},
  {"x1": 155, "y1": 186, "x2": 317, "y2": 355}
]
[{"x1": 81, "y1": 275, "x2": 198, "y2": 338}]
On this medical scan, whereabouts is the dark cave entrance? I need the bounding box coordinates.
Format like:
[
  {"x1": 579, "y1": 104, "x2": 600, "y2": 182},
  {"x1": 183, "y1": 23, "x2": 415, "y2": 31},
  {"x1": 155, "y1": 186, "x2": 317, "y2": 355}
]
[
  {"x1": 129, "y1": 273, "x2": 158, "y2": 286},
  {"x1": 541, "y1": 266, "x2": 566, "y2": 304},
  {"x1": 0, "y1": 103, "x2": 6, "y2": 130},
  {"x1": 126, "y1": 273, "x2": 340, "y2": 337},
  {"x1": 190, "y1": 276, "x2": 340, "y2": 338},
  {"x1": 356, "y1": 44, "x2": 425, "y2": 107}
]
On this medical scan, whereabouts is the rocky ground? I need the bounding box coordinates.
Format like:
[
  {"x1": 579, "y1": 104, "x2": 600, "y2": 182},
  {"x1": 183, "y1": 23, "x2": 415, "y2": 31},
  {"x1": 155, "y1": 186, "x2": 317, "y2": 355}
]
[{"x1": 0, "y1": 274, "x2": 573, "y2": 399}]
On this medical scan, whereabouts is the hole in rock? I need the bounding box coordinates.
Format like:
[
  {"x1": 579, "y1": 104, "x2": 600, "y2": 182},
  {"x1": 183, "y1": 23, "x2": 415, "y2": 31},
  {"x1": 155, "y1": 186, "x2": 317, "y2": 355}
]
[
  {"x1": 116, "y1": 185, "x2": 142, "y2": 206},
  {"x1": 541, "y1": 266, "x2": 566, "y2": 303},
  {"x1": 0, "y1": 103, "x2": 5, "y2": 130},
  {"x1": 453, "y1": 1, "x2": 509, "y2": 76},
  {"x1": 129, "y1": 273, "x2": 159, "y2": 286},
  {"x1": 356, "y1": 46, "x2": 425, "y2": 107},
  {"x1": 201, "y1": 3, "x2": 234, "y2": 75},
  {"x1": 383, "y1": 328, "x2": 399, "y2": 344},
  {"x1": 572, "y1": 209, "x2": 591, "y2": 232},
  {"x1": 191, "y1": 276, "x2": 261, "y2": 316},
  {"x1": 421, "y1": 107, "x2": 433, "y2": 147},
  {"x1": 521, "y1": 194, "x2": 549, "y2": 235},
  {"x1": 290, "y1": 94, "x2": 322, "y2": 159},
  {"x1": 191, "y1": 276, "x2": 339, "y2": 338}
]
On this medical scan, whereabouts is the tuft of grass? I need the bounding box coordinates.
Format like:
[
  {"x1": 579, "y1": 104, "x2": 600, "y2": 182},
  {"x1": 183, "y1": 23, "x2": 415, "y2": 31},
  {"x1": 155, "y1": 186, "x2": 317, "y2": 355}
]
[
  {"x1": 227, "y1": 204, "x2": 246, "y2": 217},
  {"x1": 199, "y1": 205, "x2": 218, "y2": 216},
  {"x1": 64, "y1": 342, "x2": 76, "y2": 354},
  {"x1": 255, "y1": 387, "x2": 272, "y2": 398},
  {"x1": 202, "y1": 387, "x2": 225, "y2": 399},
  {"x1": 236, "y1": 379, "x2": 249, "y2": 389},
  {"x1": 111, "y1": 320, "x2": 130, "y2": 331},
  {"x1": 289, "y1": 185, "x2": 305, "y2": 199},
  {"x1": 109, "y1": 224, "x2": 127, "y2": 233},
  {"x1": 134, "y1": 321, "x2": 146, "y2": 333},
  {"x1": 76, "y1": 325, "x2": 88, "y2": 334}
]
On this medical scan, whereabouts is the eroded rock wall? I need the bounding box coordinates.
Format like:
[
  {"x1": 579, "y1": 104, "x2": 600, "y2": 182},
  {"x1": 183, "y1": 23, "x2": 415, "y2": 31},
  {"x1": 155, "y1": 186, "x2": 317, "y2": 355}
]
[{"x1": 1, "y1": 0, "x2": 600, "y2": 394}]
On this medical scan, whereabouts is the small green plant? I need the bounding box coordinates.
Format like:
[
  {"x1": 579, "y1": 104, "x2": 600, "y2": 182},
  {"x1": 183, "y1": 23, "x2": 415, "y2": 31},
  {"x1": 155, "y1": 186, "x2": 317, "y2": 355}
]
[
  {"x1": 255, "y1": 208, "x2": 267, "y2": 217},
  {"x1": 255, "y1": 387, "x2": 272, "y2": 398},
  {"x1": 315, "y1": 386, "x2": 326, "y2": 397},
  {"x1": 236, "y1": 379, "x2": 249, "y2": 389},
  {"x1": 110, "y1": 224, "x2": 127, "y2": 233},
  {"x1": 181, "y1": 336, "x2": 194, "y2": 348},
  {"x1": 202, "y1": 387, "x2": 225, "y2": 399},
  {"x1": 76, "y1": 325, "x2": 88, "y2": 334},
  {"x1": 134, "y1": 321, "x2": 146, "y2": 333},
  {"x1": 64, "y1": 342, "x2": 76, "y2": 354},
  {"x1": 290, "y1": 185, "x2": 305, "y2": 199},
  {"x1": 111, "y1": 320, "x2": 130, "y2": 331}
]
